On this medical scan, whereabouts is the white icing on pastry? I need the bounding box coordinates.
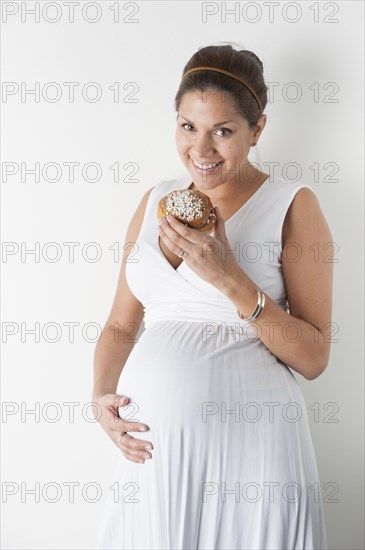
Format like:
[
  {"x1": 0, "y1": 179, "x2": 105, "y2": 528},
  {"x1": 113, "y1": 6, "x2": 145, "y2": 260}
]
[{"x1": 164, "y1": 190, "x2": 206, "y2": 222}]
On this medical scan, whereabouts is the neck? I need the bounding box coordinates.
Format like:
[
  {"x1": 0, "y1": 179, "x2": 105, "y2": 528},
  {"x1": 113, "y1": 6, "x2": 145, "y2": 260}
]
[{"x1": 190, "y1": 164, "x2": 264, "y2": 201}]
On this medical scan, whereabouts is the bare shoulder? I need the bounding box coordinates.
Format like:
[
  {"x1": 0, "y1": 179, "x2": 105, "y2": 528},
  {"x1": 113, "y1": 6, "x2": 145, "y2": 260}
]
[
  {"x1": 281, "y1": 187, "x2": 334, "y2": 374},
  {"x1": 105, "y1": 186, "x2": 155, "y2": 328},
  {"x1": 282, "y1": 187, "x2": 332, "y2": 243}
]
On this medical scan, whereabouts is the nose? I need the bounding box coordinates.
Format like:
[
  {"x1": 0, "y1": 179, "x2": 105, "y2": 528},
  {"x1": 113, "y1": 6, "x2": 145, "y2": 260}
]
[{"x1": 191, "y1": 133, "x2": 215, "y2": 159}]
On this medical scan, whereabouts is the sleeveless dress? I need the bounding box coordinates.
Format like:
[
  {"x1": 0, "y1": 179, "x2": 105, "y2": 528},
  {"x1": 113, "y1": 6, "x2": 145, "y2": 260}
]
[{"x1": 95, "y1": 174, "x2": 328, "y2": 550}]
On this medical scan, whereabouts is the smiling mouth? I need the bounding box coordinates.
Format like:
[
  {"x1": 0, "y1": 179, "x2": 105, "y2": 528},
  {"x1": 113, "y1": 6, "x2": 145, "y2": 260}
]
[
  {"x1": 190, "y1": 158, "x2": 225, "y2": 174},
  {"x1": 190, "y1": 157, "x2": 224, "y2": 169}
]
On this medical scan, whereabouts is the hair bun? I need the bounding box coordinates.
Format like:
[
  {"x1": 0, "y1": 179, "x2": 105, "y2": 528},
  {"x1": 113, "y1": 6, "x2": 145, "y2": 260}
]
[{"x1": 242, "y1": 50, "x2": 264, "y2": 72}]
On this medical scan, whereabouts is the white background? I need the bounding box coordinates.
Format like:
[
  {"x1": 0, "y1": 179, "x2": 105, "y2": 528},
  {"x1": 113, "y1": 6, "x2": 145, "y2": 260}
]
[{"x1": 1, "y1": 1, "x2": 364, "y2": 548}]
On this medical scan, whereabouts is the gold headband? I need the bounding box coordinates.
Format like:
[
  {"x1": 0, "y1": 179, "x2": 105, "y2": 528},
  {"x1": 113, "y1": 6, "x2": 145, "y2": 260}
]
[{"x1": 182, "y1": 66, "x2": 263, "y2": 115}]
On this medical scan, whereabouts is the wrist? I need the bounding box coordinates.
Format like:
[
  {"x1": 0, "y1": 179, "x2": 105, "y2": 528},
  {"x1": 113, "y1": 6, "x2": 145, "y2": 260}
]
[
  {"x1": 92, "y1": 387, "x2": 115, "y2": 401},
  {"x1": 221, "y1": 267, "x2": 258, "y2": 317},
  {"x1": 217, "y1": 265, "x2": 240, "y2": 298}
]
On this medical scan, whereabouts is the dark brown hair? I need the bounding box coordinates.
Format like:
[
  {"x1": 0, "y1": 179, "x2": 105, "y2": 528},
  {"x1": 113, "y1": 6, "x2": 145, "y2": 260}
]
[{"x1": 174, "y1": 43, "x2": 268, "y2": 128}]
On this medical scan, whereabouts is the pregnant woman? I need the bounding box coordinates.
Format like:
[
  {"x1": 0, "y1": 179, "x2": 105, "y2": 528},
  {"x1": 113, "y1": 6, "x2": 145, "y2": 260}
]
[{"x1": 93, "y1": 44, "x2": 332, "y2": 549}]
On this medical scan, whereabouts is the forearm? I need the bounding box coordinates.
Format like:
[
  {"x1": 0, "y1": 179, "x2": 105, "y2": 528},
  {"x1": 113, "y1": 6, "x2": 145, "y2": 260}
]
[
  {"x1": 92, "y1": 322, "x2": 139, "y2": 398},
  {"x1": 220, "y1": 268, "x2": 328, "y2": 380}
]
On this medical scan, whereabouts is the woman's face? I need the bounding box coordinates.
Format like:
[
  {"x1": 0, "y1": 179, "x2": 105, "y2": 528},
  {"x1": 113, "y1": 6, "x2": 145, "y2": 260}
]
[{"x1": 175, "y1": 89, "x2": 266, "y2": 191}]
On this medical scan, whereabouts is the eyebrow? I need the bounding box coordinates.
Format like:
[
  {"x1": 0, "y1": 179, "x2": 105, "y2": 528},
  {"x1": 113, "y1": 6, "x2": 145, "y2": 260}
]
[{"x1": 177, "y1": 114, "x2": 237, "y2": 127}]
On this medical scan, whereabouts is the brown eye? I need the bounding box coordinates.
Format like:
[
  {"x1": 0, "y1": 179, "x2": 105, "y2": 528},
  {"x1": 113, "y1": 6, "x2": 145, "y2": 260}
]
[{"x1": 216, "y1": 128, "x2": 232, "y2": 137}]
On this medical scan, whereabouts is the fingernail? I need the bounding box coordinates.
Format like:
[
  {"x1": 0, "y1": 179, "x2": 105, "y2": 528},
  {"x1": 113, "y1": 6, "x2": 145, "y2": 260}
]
[
  {"x1": 158, "y1": 217, "x2": 163, "y2": 225},
  {"x1": 144, "y1": 454, "x2": 151, "y2": 459},
  {"x1": 139, "y1": 426, "x2": 147, "y2": 431},
  {"x1": 166, "y1": 215, "x2": 173, "y2": 223},
  {"x1": 144, "y1": 445, "x2": 153, "y2": 451}
]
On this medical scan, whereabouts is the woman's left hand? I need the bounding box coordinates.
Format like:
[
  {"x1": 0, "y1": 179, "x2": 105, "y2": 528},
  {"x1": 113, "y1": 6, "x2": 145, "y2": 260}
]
[{"x1": 158, "y1": 207, "x2": 241, "y2": 293}]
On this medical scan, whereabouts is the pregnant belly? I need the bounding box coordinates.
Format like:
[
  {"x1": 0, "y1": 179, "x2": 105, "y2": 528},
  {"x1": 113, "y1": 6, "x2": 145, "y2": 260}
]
[{"x1": 116, "y1": 321, "x2": 306, "y2": 461}]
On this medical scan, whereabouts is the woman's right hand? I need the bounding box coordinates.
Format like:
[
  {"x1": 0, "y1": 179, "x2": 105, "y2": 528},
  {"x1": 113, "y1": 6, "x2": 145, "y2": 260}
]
[{"x1": 92, "y1": 393, "x2": 154, "y2": 464}]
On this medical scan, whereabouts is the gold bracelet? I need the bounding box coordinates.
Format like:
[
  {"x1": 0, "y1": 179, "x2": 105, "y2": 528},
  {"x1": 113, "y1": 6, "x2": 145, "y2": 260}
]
[{"x1": 237, "y1": 289, "x2": 266, "y2": 323}]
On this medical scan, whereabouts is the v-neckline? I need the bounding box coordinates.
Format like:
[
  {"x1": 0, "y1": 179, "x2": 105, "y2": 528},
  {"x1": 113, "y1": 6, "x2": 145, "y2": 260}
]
[{"x1": 157, "y1": 174, "x2": 270, "y2": 274}]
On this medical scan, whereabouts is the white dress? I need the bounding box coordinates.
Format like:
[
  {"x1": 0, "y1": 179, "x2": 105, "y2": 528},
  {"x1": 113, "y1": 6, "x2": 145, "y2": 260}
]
[{"x1": 95, "y1": 174, "x2": 328, "y2": 550}]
